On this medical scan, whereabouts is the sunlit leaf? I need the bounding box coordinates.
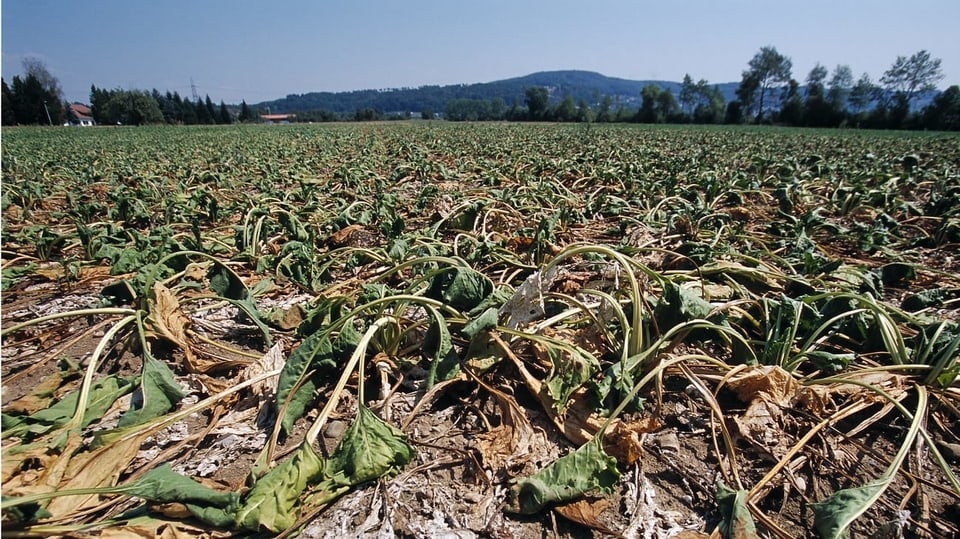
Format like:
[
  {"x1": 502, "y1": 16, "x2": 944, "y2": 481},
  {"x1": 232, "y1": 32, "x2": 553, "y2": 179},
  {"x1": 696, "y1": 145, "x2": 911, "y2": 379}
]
[
  {"x1": 325, "y1": 404, "x2": 414, "y2": 487},
  {"x1": 505, "y1": 437, "x2": 620, "y2": 515},
  {"x1": 119, "y1": 353, "x2": 186, "y2": 428},
  {"x1": 235, "y1": 443, "x2": 325, "y2": 532},
  {"x1": 716, "y1": 481, "x2": 758, "y2": 539}
]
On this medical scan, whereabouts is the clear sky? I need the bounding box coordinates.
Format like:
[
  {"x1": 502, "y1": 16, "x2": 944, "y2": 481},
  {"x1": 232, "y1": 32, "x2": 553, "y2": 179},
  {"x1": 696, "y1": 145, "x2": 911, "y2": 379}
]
[{"x1": 2, "y1": 0, "x2": 958, "y2": 105}]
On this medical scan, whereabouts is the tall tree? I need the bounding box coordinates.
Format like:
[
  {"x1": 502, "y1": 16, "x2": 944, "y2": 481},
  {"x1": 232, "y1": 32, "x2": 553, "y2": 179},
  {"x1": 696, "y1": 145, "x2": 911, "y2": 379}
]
[
  {"x1": 880, "y1": 50, "x2": 945, "y2": 109},
  {"x1": 554, "y1": 94, "x2": 577, "y2": 122},
  {"x1": 103, "y1": 90, "x2": 163, "y2": 125},
  {"x1": 575, "y1": 98, "x2": 593, "y2": 123},
  {"x1": 734, "y1": 72, "x2": 760, "y2": 121},
  {"x1": 195, "y1": 97, "x2": 212, "y2": 124},
  {"x1": 656, "y1": 87, "x2": 679, "y2": 122},
  {"x1": 804, "y1": 64, "x2": 832, "y2": 126},
  {"x1": 11, "y1": 74, "x2": 52, "y2": 124},
  {"x1": 638, "y1": 84, "x2": 662, "y2": 123},
  {"x1": 679, "y1": 74, "x2": 696, "y2": 116},
  {"x1": 739, "y1": 46, "x2": 793, "y2": 122},
  {"x1": 238, "y1": 100, "x2": 252, "y2": 122},
  {"x1": 180, "y1": 98, "x2": 199, "y2": 124},
  {"x1": 90, "y1": 84, "x2": 111, "y2": 124},
  {"x1": 2, "y1": 79, "x2": 15, "y2": 125},
  {"x1": 596, "y1": 95, "x2": 613, "y2": 123},
  {"x1": 779, "y1": 79, "x2": 803, "y2": 125},
  {"x1": 826, "y1": 64, "x2": 854, "y2": 112},
  {"x1": 218, "y1": 101, "x2": 232, "y2": 124},
  {"x1": 694, "y1": 84, "x2": 725, "y2": 124},
  {"x1": 922, "y1": 85, "x2": 960, "y2": 131},
  {"x1": 204, "y1": 95, "x2": 217, "y2": 124},
  {"x1": 22, "y1": 57, "x2": 63, "y2": 101},
  {"x1": 159, "y1": 91, "x2": 180, "y2": 123},
  {"x1": 20, "y1": 57, "x2": 64, "y2": 124},
  {"x1": 524, "y1": 87, "x2": 549, "y2": 120},
  {"x1": 848, "y1": 73, "x2": 876, "y2": 115}
]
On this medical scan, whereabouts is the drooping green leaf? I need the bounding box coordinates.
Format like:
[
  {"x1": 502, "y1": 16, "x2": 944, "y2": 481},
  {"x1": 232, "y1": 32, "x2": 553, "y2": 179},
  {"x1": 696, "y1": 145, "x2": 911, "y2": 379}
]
[
  {"x1": 811, "y1": 385, "x2": 928, "y2": 539},
  {"x1": 427, "y1": 265, "x2": 494, "y2": 313},
  {"x1": 901, "y1": 287, "x2": 958, "y2": 311},
  {"x1": 541, "y1": 341, "x2": 600, "y2": 414},
  {"x1": 1, "y1": 262, "x2": 37, "y2": 291},
  {"x1": 275, "y1": 330, "x2": 334, "y2": 435},
  {"x1": 207, "y1": 262, "x2": 247, "y2": 301},
  {"x1": 276, "y1": 320, "x2": 363, "y2": 435},
  {"x1": 235, "y1": 443, "x2": 325, "y2": 532},
  {"x1": 3, "y1": 374, "x2": 135, "y2": 439},
  {"x1": 461, "y1": 307, "x2": 499, "y2": 340},
  {"x1": 811, "y1": 481, "x2": 885, "y2": 539},
  {"x1": 424, "y1": 305, "x2": 459, "y2": 387},
  {"x1": 505, "y1": 437, "x2": 620, "y2": 515},
  {"x1": 125, "y1": 463, "x2": 240, "y2": 528},
  {"x1": 119, "y1": 353, "x2": 186, "y2": 427},
  {"x1": 654, "y1": 279, "x2": 715, "y2": 332},
  {"x1": 325, "y1": 404, "x2": 414, "y2": 487},
  {"x1": 716, "y1": 481, "x2": 758, "y2": 539}
]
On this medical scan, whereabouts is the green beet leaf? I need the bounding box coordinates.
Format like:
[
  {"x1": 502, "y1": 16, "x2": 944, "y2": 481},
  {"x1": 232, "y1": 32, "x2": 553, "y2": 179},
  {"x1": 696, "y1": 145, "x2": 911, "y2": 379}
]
[
  {"x1": 505, "y1": 437, "x2": 620, "y2": 515},
  {"x1": 326, "y1": 404, "x2": 414, "y2": 487},
  {"x1": 119, "y1": 353, "x2": 186, "y2": 428},
  {"x1": 424, "y1": 305, "x2": 459, "y2": 387},
  {"x1": 716, "y1": 481, "x2": 758, "y2": 539},
  {"x1": 276, "y1": 321, "x2": 362, "y2": 435},
  {"x1": 654, "y1": 279, "x2": 717, "y2": 332},
  {"x1": 811, "y1": 481, "x2": 885, "y2": 539},
  {"x1": 427, "y1": 265, "x2": 494, "y2": 313},
  {"x1": 3, "y1": 374, "x2": 135, "y2": 439},
  {"x1": 125, "y1": 463, "x2": 240, "y2": 528},
  {"x1": 235, "y1": 442, "x2": 325, "y2": 532},
  {"x1": 275, "y1": 330, "x2": 335, "y2": 435},
  {"x1": 541, "y1": 342, "x2": 600, "y2": 414}
]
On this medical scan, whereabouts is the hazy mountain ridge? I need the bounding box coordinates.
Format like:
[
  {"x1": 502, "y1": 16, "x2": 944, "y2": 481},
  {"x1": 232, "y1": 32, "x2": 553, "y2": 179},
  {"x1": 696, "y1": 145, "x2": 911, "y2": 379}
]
[{"x1": 254, "y1": 70, "x2": 741, "y2": 114}]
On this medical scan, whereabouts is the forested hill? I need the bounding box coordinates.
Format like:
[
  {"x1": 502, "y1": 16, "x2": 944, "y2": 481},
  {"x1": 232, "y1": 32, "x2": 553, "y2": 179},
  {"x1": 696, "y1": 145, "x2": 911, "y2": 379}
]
[{"x1": 254, "y1": 70, "x2": 740, "y2": 114}]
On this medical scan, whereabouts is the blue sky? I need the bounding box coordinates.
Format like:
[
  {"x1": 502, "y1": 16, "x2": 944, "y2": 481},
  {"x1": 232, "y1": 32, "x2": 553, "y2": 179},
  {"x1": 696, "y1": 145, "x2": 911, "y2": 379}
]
[{"x1": 2, "y1": 0, "x2": 958, "y2": 105}]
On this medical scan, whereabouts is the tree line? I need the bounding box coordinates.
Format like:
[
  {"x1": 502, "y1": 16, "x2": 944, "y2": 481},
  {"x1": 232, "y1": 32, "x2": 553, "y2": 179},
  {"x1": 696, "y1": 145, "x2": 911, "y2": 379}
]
[
  {"x1": 455, "y1": 48, "x2": 956, "y2": 130},
  {"x1": 2, "y1": 49, "x2": 958, "y2": 130}
]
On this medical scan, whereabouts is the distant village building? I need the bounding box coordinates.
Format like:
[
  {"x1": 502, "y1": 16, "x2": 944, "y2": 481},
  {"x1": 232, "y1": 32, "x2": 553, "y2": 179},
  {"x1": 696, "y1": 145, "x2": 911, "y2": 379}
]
[
  {"x1": 261, "y1": 113, "x2": 294, "y2": 124},
  {"x1": 67, "y1": 103, "x2": 95, "y2": 126}
]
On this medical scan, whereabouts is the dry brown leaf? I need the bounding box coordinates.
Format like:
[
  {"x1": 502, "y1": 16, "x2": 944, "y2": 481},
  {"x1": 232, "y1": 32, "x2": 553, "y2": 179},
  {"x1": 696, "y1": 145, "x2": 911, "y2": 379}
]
[
  {"x1": 271, "y1": 305, "x2": 305, "y2": 330},
  {"x1": 182, "y1": 262, "x2": 209, "y2": 282},
  {"x1": 606, "y1": 417, "x2": 661, "y2": 465},
  {"x1": 725, "y1": 366, "x2": 796, "y2": 406},
  {"x1": 554, "y1": 498, "x2": 623, "y2": 538},
  {"x1": 45, "y1": 435, "x2": 142, "y2": 518},
  {"x1": 494, "y1": 333, "x2": 640, "y2": 462},
  {"x1": 671, "y1": 532, "x2": 711, "y2": 539},
  {"x1": 472, "y1": 375, "x2": 544, "y2": 477},
  {"x1": 145, "y1": 282, "x2": 199, "y2": 370},
  {"x1": 2, "y1": 370, "x2": 67, "y2": 414},
  {"x1": 1, "y1": 440, "x2": 60, "y2": 487},
  {"x1": 97, "y1": 521, "x2": 225, "y2": 539}
]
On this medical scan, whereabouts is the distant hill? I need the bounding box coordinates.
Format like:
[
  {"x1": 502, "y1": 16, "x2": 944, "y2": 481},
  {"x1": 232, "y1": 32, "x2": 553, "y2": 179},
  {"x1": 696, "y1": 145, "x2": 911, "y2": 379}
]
[{"x1": 254, "y1": 70, "x2": 740, "y2": 114}]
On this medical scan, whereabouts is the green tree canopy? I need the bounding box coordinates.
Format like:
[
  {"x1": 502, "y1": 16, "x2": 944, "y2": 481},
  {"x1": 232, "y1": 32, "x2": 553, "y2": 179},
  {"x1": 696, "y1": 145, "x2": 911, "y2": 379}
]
[
  {"x1": 103, "y1": 90, "x2": 164, "y2": 125},
  {"x1": 238, "y1": 100, "x2": 253, "y2": 122},
  {"x1": 1, "y1": 79, "x2": 15, "y2": 126},
  {"x1": 524, "y1": 87, "x2": 549, "y2": 120},
  {"x1": 554, "y1": 94, "x2": 577, "y2": 122},
  {"x1": 922, "y1": 85, "x2": 960, "y2": 130},
  {"x1": 880, "y1": 49, "x2": 944, "y2": 108},
  {"x1": 739, "y1": 46, "x2": 793, "y2": 123}
]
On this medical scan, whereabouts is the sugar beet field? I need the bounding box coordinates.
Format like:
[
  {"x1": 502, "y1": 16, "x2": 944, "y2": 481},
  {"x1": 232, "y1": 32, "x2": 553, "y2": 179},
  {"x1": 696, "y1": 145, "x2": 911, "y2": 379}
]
[{"x1": 2, "y1": 123, "x2": 959, "y2": 538}]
